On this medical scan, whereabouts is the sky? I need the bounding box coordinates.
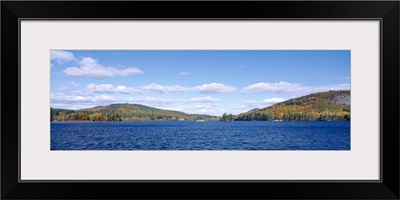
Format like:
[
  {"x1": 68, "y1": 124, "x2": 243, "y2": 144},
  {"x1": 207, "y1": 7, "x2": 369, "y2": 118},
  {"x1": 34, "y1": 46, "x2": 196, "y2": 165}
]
[{"x1": 50, "y1": 50, "x2": 350, "y2": 116}]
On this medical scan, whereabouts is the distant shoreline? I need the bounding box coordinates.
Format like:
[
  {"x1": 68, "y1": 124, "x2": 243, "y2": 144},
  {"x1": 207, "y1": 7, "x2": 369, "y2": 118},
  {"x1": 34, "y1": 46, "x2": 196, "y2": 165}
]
[{"x1": 51, "y1": 120, "x2": 349, "y2": 123}]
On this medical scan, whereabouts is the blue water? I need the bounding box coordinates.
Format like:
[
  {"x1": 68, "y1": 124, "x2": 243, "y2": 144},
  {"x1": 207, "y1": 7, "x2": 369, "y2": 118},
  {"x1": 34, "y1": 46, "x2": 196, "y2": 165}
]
[{"x1": 50, "y1": 121, "x2": 350, "y2": 150}]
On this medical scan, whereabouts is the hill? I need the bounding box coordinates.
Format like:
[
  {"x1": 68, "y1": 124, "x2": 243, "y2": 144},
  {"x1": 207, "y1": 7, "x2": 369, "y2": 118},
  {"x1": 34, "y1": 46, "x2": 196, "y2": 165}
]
[
  {"x1": 235, "y1": 90, "x2": 350, "y2": 121},
  {"x1": 51, "y1": 103, "x2": 217, "y2": 122}
]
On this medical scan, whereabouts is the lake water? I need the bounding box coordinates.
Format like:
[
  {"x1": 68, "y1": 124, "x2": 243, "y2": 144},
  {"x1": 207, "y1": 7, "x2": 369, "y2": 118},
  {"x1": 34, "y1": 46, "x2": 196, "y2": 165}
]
[{"x1": 51, "y1": 121, "x2": 350, "y2": 150}]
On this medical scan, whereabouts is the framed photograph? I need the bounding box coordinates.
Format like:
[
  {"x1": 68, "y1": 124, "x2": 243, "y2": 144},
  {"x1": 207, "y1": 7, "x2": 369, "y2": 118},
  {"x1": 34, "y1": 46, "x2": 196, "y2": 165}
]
[{"x1": 2, "y1": 1, "x2": 399, "y2": 199}]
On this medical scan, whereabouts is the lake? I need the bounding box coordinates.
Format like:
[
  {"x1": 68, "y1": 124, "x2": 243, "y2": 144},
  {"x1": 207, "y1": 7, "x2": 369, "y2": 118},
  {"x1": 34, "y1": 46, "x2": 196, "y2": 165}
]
[{"x1": 51, "y1": 121, "x2": 350, "y2": 150}]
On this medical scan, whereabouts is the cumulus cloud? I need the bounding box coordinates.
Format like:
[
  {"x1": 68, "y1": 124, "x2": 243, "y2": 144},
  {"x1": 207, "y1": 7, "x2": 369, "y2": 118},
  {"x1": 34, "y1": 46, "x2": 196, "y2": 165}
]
[
  {"x1": 86, "y1": 84, "x2": 115, "y2": 93},
  {"x1": 50, "y1": 92, "x2": 174, "y2": 110},
  {"x1": 178, "y1": 71, "x2": 191, "y2": 76},
  {"x1": 51, "y1": 93, "x2": 118, "y2": 104},
  {"x1": 115, "y1": 85, "x2": 141, "y2": 94},
  {"x1": 67, "y1": 81, "x2": 79, "y2": 87},
  {"x1": 140, "y1": 83, "x2": 188, "y2": 93},
  {"x1": 234, "y1": 98, "x2": 287, "y2": 113},
  {"x1": 85, "y1": 83, "x2": 140, "y2": 94},
  {"x1": 243, "y1": 100, "x2": 264, "y2": 108},
  {"x1": 191, "y1": 83, "x2": 237, "y2": 94},
  {"x1": 127, "y1": 97, "x2": 173, "y2": 104},
  {"x1": 182, "y1": 103, "x2": 253, "y2": 116},
  {"x1": 262, "y1": 97, "x2": 286, "y2": 104},
  {"x1": 182, "y1": 96, "x2": 220, "y2": 103},
  {"x1": 241, "y1": 82, "x2": 300, "y2": 94},
  {"x1": 241, "y1": 81, "x2": 350, "y2": 96},
  {"x1": 63, "y1": 57, "x2": 143, "y2": 78},
  {"x1": 50, "y1": 50, "x2": 77, "y2": 64},
  {"x1": 182, "y1": 106, "x2": 223, "y2": 116},
  {"x1": 83, "y1": 83, "x2": 239, "y2": 95},
  {"x1": 193, "y1": 104, "x2": 220, "y2": 109}
]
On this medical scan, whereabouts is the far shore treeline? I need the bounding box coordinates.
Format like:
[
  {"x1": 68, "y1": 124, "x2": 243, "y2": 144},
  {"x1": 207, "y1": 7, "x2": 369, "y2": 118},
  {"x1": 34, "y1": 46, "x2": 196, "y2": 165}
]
[
  {"x1": 51, "y1": 90, "x2": 350, "y2": 122},
  {"x1": 51, "y1": 108, "x2": 123, "y2": 122},
  {"x1": 51, "y1": 104, "x2": 217, "y2": 122},
  {"x1": 231, "y1": 90, "x2": 350, "y2": 122}
]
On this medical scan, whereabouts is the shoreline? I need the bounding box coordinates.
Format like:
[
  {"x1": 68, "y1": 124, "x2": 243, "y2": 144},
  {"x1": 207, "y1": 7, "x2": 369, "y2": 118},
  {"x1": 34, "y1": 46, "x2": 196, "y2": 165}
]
[{"x1": 51, "y1": 120, "x2": 350, "y2": 123}]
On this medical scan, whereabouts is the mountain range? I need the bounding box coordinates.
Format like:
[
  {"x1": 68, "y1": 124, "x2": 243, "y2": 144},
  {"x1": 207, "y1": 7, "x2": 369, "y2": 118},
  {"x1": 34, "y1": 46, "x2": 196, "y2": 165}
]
[
  {"x1": 235, "y1": 90, "x2": 350, "y2": 121},
  {"x1": 51, "y1": 104, "x2": 217, "y2": 121},
  {"x1": 51, "y1": 90, "x2": 350, "y2": 122}
]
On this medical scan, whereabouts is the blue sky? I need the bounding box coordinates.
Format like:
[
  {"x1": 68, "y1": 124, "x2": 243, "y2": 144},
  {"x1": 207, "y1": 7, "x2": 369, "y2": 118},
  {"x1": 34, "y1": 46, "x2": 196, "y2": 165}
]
[{"x1": 50, "y1": 50, "x2": 350, "y2": 116}]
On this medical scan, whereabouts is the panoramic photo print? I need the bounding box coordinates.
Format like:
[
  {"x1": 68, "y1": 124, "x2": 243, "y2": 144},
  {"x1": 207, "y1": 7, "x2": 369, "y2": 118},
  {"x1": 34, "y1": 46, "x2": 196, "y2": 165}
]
[{"x1": 50, "y1": 50, "x2": 351, "y2": 150}]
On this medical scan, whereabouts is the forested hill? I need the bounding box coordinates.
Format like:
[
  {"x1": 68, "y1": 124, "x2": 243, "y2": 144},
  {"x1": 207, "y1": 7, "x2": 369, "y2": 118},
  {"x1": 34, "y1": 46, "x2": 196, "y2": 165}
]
[
  {"x1": 235, "y1": 90, "x2": 350, "y2": 121},
  {"x1": 51, "y1": 103, "x2": 217, "y2": 121}
]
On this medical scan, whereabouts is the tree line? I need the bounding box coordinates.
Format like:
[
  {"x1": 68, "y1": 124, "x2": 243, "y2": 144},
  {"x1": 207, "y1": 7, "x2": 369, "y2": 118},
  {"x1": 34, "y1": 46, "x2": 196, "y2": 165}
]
[
  {"x1": 51, "y1": 108, "x2": 122, "y2": 122},
  {"x1": 50, "y1": 107, "x2": 217, "y2": 122},
  {"x1": 235, "y1": 112, "x2": 350, "y2": 121},
  {"x1": 219, "y1": 113, "x2": 234, "y2": 122}
]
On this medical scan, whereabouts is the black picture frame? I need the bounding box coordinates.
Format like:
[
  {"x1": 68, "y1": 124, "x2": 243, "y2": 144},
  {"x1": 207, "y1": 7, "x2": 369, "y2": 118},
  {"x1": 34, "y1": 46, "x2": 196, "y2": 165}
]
[{"x1": 2, "y1": 1, "x2": 399, "y2": 199}]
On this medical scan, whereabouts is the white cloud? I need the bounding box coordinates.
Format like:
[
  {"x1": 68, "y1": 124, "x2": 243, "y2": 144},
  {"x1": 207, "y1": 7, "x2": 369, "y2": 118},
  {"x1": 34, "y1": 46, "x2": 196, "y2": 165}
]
[
  {"x1": 51, "y1": 93, "x2": 118, "y2": 104},
  {"x1": 182, "y1": 103, "x2": 252, "y2": 116},
  {"x1": 115, "y1": 85, "x2": 141, "y2": 94},
  {"x1": 244, "y1": 100, "x2": 264, "y2": 108},
  {"x1": 304, "y1": 84, "x2": 350, "y2": 94},
  {"x1": 241, "y1": 81, "x2": 350, "y2": 96},
  {"x1": 229, "y1": 98, "x2": 287, "y2": 114},
  {"x1": 126, "y1": 97, "x2": 174, "y2": 106},
  {"x1": 50, "y1": 50, "x2": 77, "y2": 64},
  {"x1": 191, "y1": 83, "x2": 237, "y2": 94},
  {"x1": 241, "y1": 82, "x2": 299, "y2": 94},
  {"x1": 141, "y1": 83, "x2": 188, "y2": 93},
  {"x1": 63, "y1": 57, "x2": 143, "y2": 78},
  {"x1": 194, "y1": 104, "x2": 218, "y2": 109},
  {"x1": 85, "y1": 83, "x2": 140, "y2": 94},
  {"x1": 50, "y1": 92, "x2": 174, "y2": 110},
  {"x1": 178, "y1": 71, "x2": 191, "y2": 76},
  {"x1": 67, "y1": 81, "x2": 79, "y2": 87},
  {"x1": 86, "y1": 83, "x2": 115, "y2": 93},
  {"x1": 182, "y1": 96, "x2": 220, "y2": 103},
  {"x1": 60, "y1": 81, "x2": 241, "y2": 96},
  {"x1": 262, "y1": 97, "x2": 286, "y2": 104},
  {"x1": 182, "y1": 106, "x2": 222, "y2": 116},
  {"x1": 84, "y1": 83, "x2": 239, "y2": 95}
]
